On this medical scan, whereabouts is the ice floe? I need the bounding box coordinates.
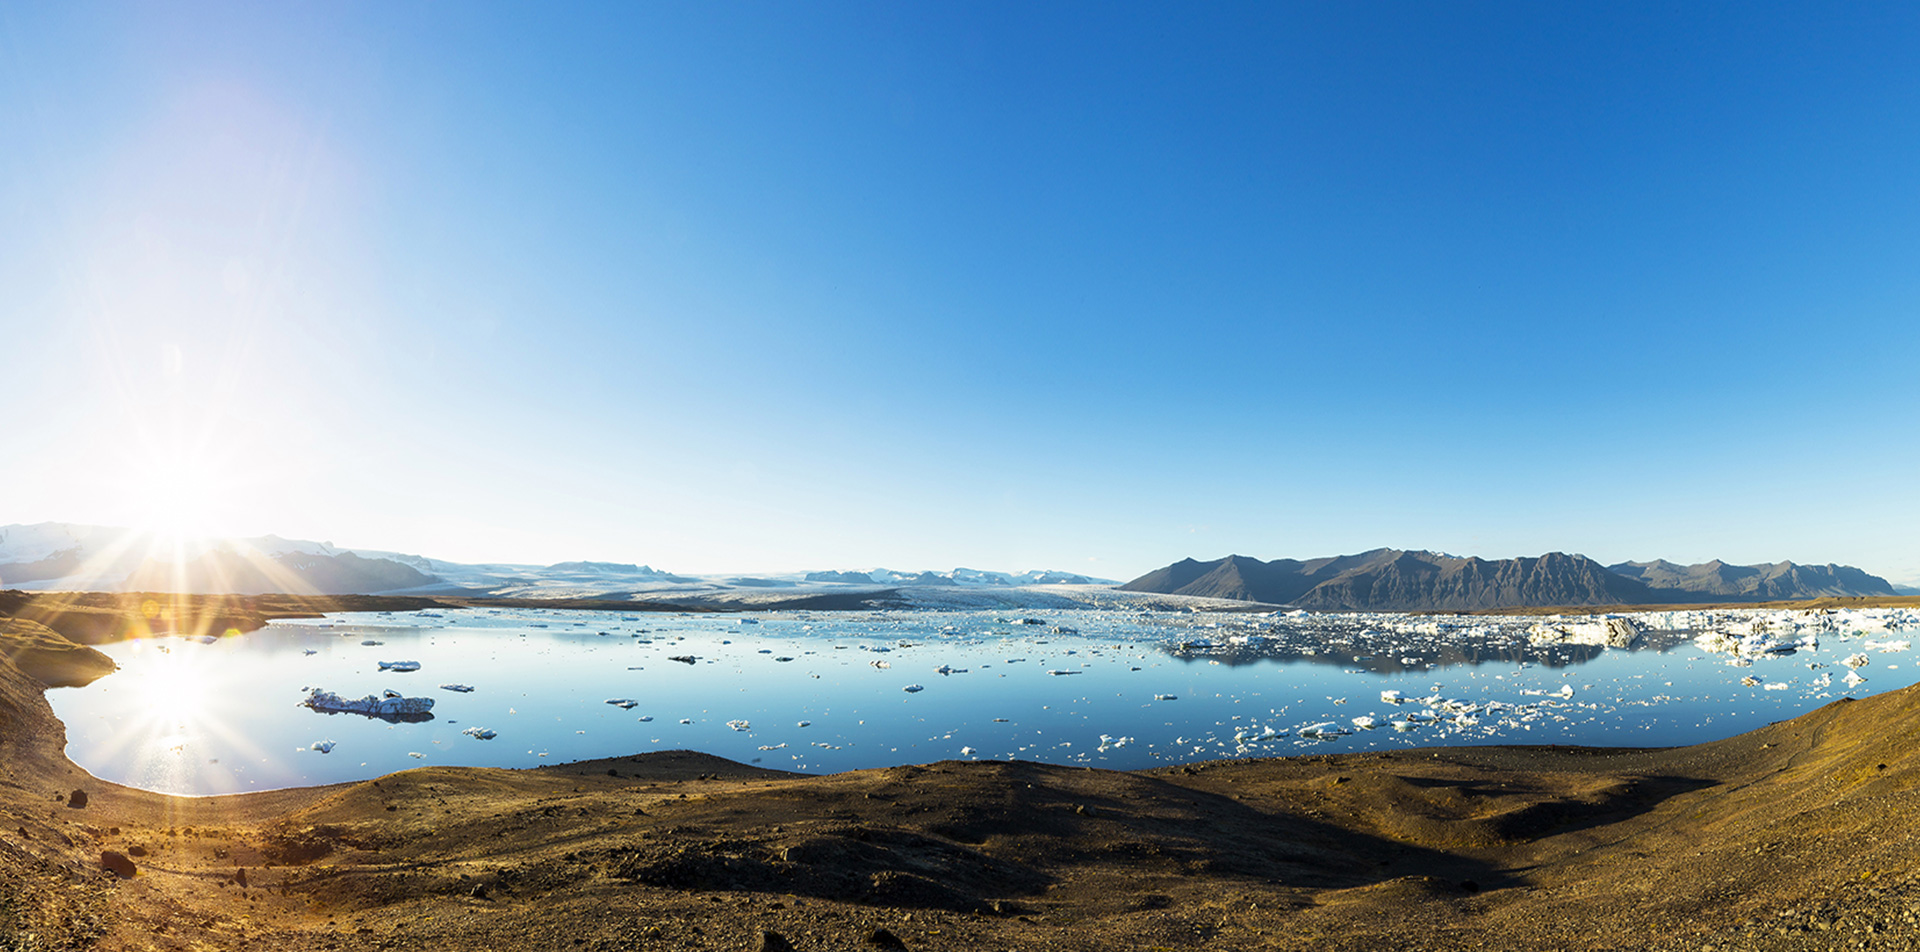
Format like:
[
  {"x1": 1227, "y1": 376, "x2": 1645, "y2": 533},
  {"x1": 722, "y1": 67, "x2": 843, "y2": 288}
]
[{"x1": 302, "y1": 688, "x2": 434, "y2": 718}]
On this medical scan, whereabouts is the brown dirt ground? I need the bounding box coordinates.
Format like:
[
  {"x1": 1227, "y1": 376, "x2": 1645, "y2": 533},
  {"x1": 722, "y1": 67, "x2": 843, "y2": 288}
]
[{"x1": 6, "y1": 598, "x2": 1920, "y2": 950}]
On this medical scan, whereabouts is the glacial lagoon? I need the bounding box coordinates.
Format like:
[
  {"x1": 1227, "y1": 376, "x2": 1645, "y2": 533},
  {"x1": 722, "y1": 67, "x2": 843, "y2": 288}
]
[{"x1": 46, "y1": 604, "x2": 1920, "y2": 795}]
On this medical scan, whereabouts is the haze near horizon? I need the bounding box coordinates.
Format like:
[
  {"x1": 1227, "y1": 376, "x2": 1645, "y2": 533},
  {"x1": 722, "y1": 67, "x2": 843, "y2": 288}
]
[{"x1": 4, "y1": 3, "x2": 1918, "y2": 583}]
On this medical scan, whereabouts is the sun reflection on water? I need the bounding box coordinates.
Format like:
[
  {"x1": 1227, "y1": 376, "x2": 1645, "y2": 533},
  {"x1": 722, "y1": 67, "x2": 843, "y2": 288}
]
[{"x1": 90, "y1": 638, "x2": 277, "y2": 796}]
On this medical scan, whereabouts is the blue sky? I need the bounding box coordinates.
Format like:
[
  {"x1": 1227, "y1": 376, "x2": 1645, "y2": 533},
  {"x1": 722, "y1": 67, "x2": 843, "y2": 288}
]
[{"x1": 3, "y1": 2, "x2": 1918, "y2": 582}]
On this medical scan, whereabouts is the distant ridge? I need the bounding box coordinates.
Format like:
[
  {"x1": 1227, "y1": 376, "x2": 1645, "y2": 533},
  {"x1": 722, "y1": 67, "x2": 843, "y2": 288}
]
[
  {"x1": 1606, "y1": 559, "x2": 1890, "y2": 600},
  {"x1": 1120, "y1": 549, "x2": 1895, "y2": 610}
]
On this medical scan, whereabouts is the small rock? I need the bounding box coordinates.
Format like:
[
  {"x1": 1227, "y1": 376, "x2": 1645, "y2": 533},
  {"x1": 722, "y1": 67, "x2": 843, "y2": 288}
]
[
  {"x1": 235, "y1": 868, "x2": 248, "y2": 888},
  {"x1": 100, "y1": 851, "x2": 136, "y2": 879},
  {"x1": 67, "y1": 789, "x2": 88, "y2": 809},
  {"x1": 867, "y1": 927, "x2": 908, "y2": 949},
  {"x1": 128, "y1": 845, "x2": 148, "y2": 857},
  {"x1": 758, "y1": 930, "x2": 796, "y2": 952},
  {"x1": 469, "y1": 883, "x2": 490, "y2": 899}
]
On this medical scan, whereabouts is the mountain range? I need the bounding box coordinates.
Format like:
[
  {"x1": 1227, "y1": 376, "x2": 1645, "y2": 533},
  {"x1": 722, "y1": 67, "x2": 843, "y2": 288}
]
[
  {"x1": 0, "y1": 523, "x2": 1105, "y2": 600},
  {"x1": 1120, "y1": 549, "x2": 1896, "y2": 611}
]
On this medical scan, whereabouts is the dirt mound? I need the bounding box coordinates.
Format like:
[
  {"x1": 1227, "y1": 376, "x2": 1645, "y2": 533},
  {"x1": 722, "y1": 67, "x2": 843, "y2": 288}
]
[{"x1": 0, "y1": 618, "x2": 116, "y2": 687}]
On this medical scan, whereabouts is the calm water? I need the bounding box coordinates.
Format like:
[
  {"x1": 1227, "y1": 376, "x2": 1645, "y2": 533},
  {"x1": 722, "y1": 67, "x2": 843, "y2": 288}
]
[{"x1": 45, "y1": 605, "x2": 1920, "y2": 795}]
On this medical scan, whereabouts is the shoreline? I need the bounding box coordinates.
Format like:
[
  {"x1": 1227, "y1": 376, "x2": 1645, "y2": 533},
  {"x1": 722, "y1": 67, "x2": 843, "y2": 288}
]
[{"x1": 9, "y1": 595, "x2": 1920, "y2": 948}]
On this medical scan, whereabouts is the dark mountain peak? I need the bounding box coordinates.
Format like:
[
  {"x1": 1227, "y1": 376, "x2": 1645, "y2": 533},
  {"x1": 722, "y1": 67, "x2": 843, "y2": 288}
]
[{"x1": 1122, "y1": 549, "x2": 1894, "y2": 610}]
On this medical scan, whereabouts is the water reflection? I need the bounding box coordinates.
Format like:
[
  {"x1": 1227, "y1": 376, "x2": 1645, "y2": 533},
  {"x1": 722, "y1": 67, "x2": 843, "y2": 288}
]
[{"x1": 43, "y1": 605, "x2": 1920, "y2": 796}]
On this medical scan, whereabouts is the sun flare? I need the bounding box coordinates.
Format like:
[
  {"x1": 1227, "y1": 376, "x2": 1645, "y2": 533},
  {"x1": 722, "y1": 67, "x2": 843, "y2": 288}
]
[{"x1": 131, "y1": 463, "x2": 230, "y2": 548}]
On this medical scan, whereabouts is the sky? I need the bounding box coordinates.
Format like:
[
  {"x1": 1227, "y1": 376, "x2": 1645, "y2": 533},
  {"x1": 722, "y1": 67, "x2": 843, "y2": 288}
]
[{"x1": 3, "y1": 2, "x2": 1918, "y2": 583}]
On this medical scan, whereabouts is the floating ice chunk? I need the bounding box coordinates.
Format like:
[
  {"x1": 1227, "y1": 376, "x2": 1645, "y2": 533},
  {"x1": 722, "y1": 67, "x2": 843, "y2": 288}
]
[
  {"x1": 637, "y1": 715, "x2": 653, "y2": 722},
  {"x1": 377, "y1": 660, "x2": 421, "y2": 672},
  {"x1": 1390, "y1": 721, "x2": 1415, "y2": 732},
  {"x1": 310, "y1": 740, "x2": 335, "y2": 753},
  {"x1": 1351, "y1": 716, "x2": 1378, "y2": 729},
  {"x1": 668, "y1": 655, "x2": 696, "y2": 664},
  {"x1": 440, "y1": 684, "x2": 475, "y2": 693},
  {"x1": 935, "y1": 664, "x2": 968, "y2": 675},
  {"x1": 727, "y1": 720, "x2": 751, "y2": 731},
  {"x1": 757, "y1": 743, "x2": 787, "y2": 750},
  {"x1": 902, "y1": 684, "x2": 925, "y2": 693},
  {"x1": 408, "y1": 752, "x2": 425, "y2": 759},
  {"x1": 1764, "y1": 682, "x2": 1790, "y2": 691},
  {"x1": 960, "y1": 746, "x2": 976, "y2": 756},
  {"x1": 870, "y1": 660, "x2": 891, "y2": 669},
  {"x1": 1380, "y1": 690, "x2": 1404, "y2": 704},
  {"x1": 1844, "y1": 670, "x2": 1868, "y2": 687},
  {"x1": 1528, "y1": 618, "x2": 1638, "y2": 648},
  {"x1": 1154, "y1": 694, "x2": 1178, "y2": 701},
  {"x1": 796, "y1": 720, "x2": 810, "y2": 727},
  {"x1": 1844, "y1": 653, "x2": 1872, "y2": 668},
  {"x1": 1046, "y1": 669, "x2": 1082, "y2": 676},
  {"x1": 1867, "y1": 640, "x2": 1911, "y2": 653},
  {"x1": 303, "y1": 649, "x2": 318, "y2": 656},
  {"x1": 1741, "y1": 675, "x2": 1761, "y2": 687},
  {"x1": 462, "y1": 727, "x2": 497, "y2": 740},
  {"x1": 605, "y1": 698, "x2": 639, "y2": 709},
  {"x1": 360, "y1": 640, "x2": 383, "y2": 646},
  {"x1": 774, "y1": 657, "x2": 794, "y2": 662},
  {"x1": 303, "y1": 689, "x2": 434, "y2": 718},
  {"x1": 679, "y1": 718, "x2": 693, "y2": 724},
  {"x1": 1556, "y1": 685, "x2": 1575, "y2": 699}
]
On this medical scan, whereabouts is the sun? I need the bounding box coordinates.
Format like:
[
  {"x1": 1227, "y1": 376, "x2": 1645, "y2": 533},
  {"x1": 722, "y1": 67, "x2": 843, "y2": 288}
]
[
  {"x1": 114, "y1": 433, "x2": 268, "y2": 556},
  {"x1": 129, "y1": 462, "x2": 230, "y2": 547}
]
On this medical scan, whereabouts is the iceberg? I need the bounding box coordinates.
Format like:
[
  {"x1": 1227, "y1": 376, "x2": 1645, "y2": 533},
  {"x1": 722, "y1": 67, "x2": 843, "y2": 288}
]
[
  {"x1": 461, "y1": 727, "x2": 497, "y2": 740},
  {"x1": 440, "y1": 684, "x2": 475, "y2": 693},
  {"x1": 377, "y1": 660, "x2": 421, "y2": 672},
  {"x1": 1527, "y1": 617, "x2": 1639, "y2": 648},
  {"x1": 302, "y1": 688, "x2": 434, "y2": 720}
]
